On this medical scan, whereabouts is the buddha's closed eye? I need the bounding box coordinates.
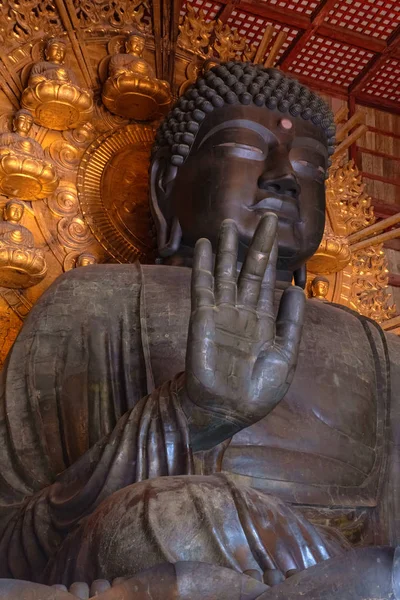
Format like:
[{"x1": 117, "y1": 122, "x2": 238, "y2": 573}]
[{"x1": 214, "y1": 142, "x2": 265, "y2": 160}]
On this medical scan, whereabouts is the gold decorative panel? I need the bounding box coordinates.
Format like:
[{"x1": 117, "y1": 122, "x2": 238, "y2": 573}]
[{"x1": 77, "y1": 124, "x2": 156, "y2": 263}]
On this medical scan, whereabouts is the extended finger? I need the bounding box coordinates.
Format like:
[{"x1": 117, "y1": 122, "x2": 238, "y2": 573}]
[
  {"x1": 215, "y1": 219, "x2": 238, "y2": 306},
  {"x1": 192, "y1": 238, "x2": 214, "y2": 308},
  {"x1": 237, "y1": 213, "x2": 278, "y2": 309},
  {"x1": 258, "y1": 234, "x2": 278, "y2": 317},
  {"x1": 275, "y1": 286, "x2": 305, "y2": 370}
]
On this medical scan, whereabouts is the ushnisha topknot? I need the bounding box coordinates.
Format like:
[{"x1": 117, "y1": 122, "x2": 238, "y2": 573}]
[{"x1": 154, "y1": 61, "x2": 336, "y2": 167}]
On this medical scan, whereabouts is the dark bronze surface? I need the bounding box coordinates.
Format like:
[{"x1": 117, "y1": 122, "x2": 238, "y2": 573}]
[{"x1": 0, "y1": 63, "x2": 398, "y2": 598}]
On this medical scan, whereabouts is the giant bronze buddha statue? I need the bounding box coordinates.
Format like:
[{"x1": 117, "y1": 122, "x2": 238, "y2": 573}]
[{"x1": 0, "y1": 62, "x2": 399, "y2": 599}]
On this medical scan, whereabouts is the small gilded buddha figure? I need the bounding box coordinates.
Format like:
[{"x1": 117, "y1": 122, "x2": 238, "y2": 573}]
[
  {"x1": 76, "y1": 252, "x2": 97, "y2": 267},
  {"x1": 21, "y1": 38, "x2": 93, "y2": 131},
  {"x1": 0, "y1": 110, "x2": 59, "y2": 200},
  {"x1": 28, "y1": 37, "x2": 79, "y2": 87},
  {"x1": 0, "y1": 200, "x2": 46, "y2": 288},
  {"x1": 102, "y1": 31, "x2": 172, "y2": 120},
  {"x1": 310, "y1": 275, "x2": 330, "y2": 300},
  {"x1": 0, "y1": 109, "x2": 44, "y2": 160}
]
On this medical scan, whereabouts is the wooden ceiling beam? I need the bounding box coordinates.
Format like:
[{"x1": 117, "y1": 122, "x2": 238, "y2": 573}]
[
  {"x1": 355, "y1": 92, "x2": 400, "y2": 116},
  {"x1": 216, "y1": 0, "x2": 237, "y2": 24},
  {"x1": 349, "y1": 23, "x2": 400, "y2": 95},
  {"x1": 372, "y1": 200, "x2": 400, "y2": 219},
  {"x1": 279, "y1": 0, "x2": 338, "y2": 68},
  {"x1": 318, "y1": 24, "x2": 386, "y2": 53},
  {"x1": 219, "y1": 0, "x2": 309, "y2": 30}
]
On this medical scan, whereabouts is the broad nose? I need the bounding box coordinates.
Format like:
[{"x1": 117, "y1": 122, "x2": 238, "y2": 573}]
[{"x1": 258, "y1": 146, "x2": 300, "y2": 198}]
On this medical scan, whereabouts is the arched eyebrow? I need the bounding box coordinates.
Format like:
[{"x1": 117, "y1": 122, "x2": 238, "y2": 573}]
[
  {"x1": 197, "y1": 119, "x2": 276, "y2": 149},
  {"x1": 291, "y1": 137, "x2": 328, "y2": 158}
]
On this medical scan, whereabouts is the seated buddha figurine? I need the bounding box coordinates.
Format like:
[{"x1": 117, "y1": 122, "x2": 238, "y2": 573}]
[
  {"x1": 102, "y1": 31, "x2": 172, "y2": 120},
  {"x1": 21, "y1": 38, "x2": 93, "y2": 131},
  {"x1": 0, "y1": 62, "x2": 400, "y2": 599},
  {"x1": 0, "y1": 199, "x2": 46, "y2": 287},
  {"x1": 0, "y1": 109, "x2": 58, "y2": 200}
]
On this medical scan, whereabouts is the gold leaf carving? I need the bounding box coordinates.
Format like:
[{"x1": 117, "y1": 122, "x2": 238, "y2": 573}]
[
  {"x1": 0, "y1": 0, "x2": 63, "y2": 51},
  {"x1": 48, "y1": 182, "x2": 79, "y2": 218},
  {"x1": 46, "y1": 139, "x2": 80, "y2": 173},
  {"x1": 350, "y1": 245, "x2": 395, "y2": 323},
  {"x1": 73, "y1": 0, "x2": 152, "y2": 34},
  {"x1": 214, "y1": 20, "x2": 247, "y2": 62},
  {"x1": 326, "y1": 159, "x2": 375, "y2": 236},
  {"x1": 178, "y1": 5, "x2": 213, "y2": 56},
  {"x1": 57, "y1": 215, "x2": 93, "y2": 250}
]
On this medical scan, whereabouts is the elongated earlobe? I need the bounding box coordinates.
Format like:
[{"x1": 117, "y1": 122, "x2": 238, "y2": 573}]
[{"x1": 149, "y1": 154, "x2": 182, "y2": 256}]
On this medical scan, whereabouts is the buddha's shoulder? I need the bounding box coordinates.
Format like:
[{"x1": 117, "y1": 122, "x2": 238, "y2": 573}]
[
  {"x1": 42, "y1": 263, "x2": 190, "y2": 295},
  {"x1": 303, "y1": 298, "x2": 394, "y2": 363}
]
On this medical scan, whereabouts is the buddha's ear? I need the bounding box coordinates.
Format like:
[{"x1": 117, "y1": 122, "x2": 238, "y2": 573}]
[{"x1": 149, "y1": 152, "x2": 182, "y2": 257}]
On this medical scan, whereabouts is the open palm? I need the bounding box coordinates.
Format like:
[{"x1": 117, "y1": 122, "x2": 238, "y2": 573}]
[{"x1": 185, "y1": 214, "x2": 305, "y2": 430}]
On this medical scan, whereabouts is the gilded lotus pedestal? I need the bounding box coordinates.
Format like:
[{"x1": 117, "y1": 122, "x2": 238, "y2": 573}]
[
  {"x1": 102, "y1": 73, "x2": 171, "y2": 120},
  {"x1": 0, "y1": 150, "x2": 59, "y2": 200},
  {"x1": 21, "y1": 80, "x2": 93, "y2": 131},
  {"x1": 0, "y1": 245, "x2": 47, "y2": 288}
]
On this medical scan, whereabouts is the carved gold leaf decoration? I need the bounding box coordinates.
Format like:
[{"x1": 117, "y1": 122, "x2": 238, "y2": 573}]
[
  {"x1": 0, "y1": 0, "x2": 62, "y2": 50},
  {"x1": 350, "y1": 245, "x2": 395, "y2": 323},
  {"x1": 46, "y1": 138, "x2": 81, "y2": 174},
  {"x1": 57, "y1": 215, "x2": 93, "y2": 250},
  {"x1": 48, "y1": 182, "x2": 79, "y2": 218},
  {"x1": 178, "y1": 8, "x2": 259, "y2": 63},
  {"x1": 323, "y1": 157, "x2": 395, "y2": 323},
  {"x1": 178, "y1": 4, "x2": 214, "y2": 56},
  {"x1": 214, "y1": 20, "x2": 247, "y2": 61},
  {"x1": 326, "y1": 158, "x2": 375, "y2": 235},
  {"x1": 73, "y1": 0, "x2": 152, "y2": 33}
]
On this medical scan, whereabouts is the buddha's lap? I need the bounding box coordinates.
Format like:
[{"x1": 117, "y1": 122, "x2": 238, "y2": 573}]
[{"x1": 44, "y1": 474, "x2": 347, "y2": 586}]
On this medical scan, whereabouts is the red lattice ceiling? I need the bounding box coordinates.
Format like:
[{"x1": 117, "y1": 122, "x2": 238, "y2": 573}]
[
  {"x1": 257, "y1": 0, "x2": 322, "y2": 17},
  {"x1": 325, "y1": 0, "x2": 400, "y2": 40},
  {"x1": 180, "y1": 0, "x2": 400, "y2": 114},
  {"x1": 286, "y1": 35, "x2": 374, "y2": 86},
  {"x1": 361, "y1": 57, "x2": 400, "y2": 102},
  {"x1": 180, "y1": 0, "x2": 222, "y2": 21},
  {"x1": 227, "y1": 9, "x2": 299, "y2": 60}
]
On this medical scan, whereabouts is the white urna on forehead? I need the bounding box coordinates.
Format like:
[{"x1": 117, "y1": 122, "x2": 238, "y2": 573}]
[{"x1": 154, "y1": 61, "x2": 335, "y2": 168}]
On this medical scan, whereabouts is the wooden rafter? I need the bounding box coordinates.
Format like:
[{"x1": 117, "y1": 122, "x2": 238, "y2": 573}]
[{"x1": 216, "y1": 0, "x2": 237, "y2": 25}]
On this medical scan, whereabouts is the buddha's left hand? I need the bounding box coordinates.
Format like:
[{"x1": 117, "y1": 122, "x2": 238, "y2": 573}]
[{"x1": 183, "y1": 214, "x2": 305, "y2": 450}]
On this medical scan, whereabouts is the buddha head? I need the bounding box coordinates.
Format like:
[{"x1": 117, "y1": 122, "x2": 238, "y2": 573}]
[
  {"x1": 150, "y1": 61, "x2": 335, "y2": 283},
  {"x1": 310, "y1": 275, "x2": 329, "y2": 300},
  {"x1": 125, "y1": 32, "x2": 146, "y2": 57},
  {"x1": 13, "y1": 109, "x2": 34, "y2": 137},
  {"x1": 45, "y1": 38, "x2": 67, "y2": 64},
  {"x1": 76, "y1": 252, "x2": 97, "y2": 268},
  {"x1": 4, "y1": 200, "x2": 24, "y2": 224}
]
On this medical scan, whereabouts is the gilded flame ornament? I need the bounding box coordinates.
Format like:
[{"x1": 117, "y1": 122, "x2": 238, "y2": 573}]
[
  {"x1": 102, "y1": 32, "x2": 172, "y2": 121},
  {"x1": 0, "y1": 110, "x2": 59, "y2": 200},
  {"x1": 0, "y1": 200, "x2": 47, "y2": 288},
  {"x1": 21, "y1": 38, "x2": 93, "y2": 131}
]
